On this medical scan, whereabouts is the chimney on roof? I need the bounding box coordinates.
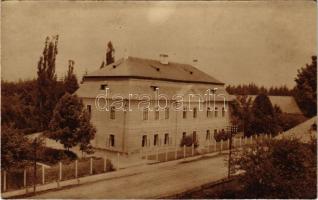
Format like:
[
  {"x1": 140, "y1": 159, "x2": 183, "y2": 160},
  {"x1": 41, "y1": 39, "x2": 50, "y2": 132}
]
[{"x1": 159, "y1": 54, "x2": 169, "y2": 65}]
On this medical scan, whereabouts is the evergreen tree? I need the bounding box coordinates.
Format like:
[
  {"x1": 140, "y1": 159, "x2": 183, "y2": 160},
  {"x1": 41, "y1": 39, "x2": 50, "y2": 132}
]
[
  {"x1": 106, "y1": 41, "x2": 115, "y2": 65},
  {"x1": 249, "y1": 94, "x2": 280, "y2": 135},
  {"x1": 36, "y1": 35, "x2": 59, "y2": 130},
  {"x1": 64, "y1": 60, "x2": 79, "y2": 94},
  {"x1": 48, "y1": 93, "x2": 95, "y2": 151},
  {"x1": 294, "y1": 56, "x2": 317, "y2": 117}
]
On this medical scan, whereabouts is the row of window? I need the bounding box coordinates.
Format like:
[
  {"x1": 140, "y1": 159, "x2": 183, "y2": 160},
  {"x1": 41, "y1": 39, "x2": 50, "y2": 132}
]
[
  {"x1": 86, "y1": 105, "x2": 226, "y2": 120},
  {"x1": 106, "y1": 128, "x2": 224, "y2": 148},
  {"x1": 142, "y1": 133, "x2": 170, "y2": 147},
  {"x1": 140, "y1": 129, "x2": 221, "y2": 147}
]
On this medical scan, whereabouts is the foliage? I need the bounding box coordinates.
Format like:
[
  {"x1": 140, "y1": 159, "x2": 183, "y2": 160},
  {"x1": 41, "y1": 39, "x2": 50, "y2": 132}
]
[
  {"x1": 229, "y1": 95, "x2": 253, "y2": 136},
  {"x1": 213, "y1": 129, "x2": 231, "y2": 142},
  {"x1": 37, "y1": 147, "x2": 77, "y2": 165},
  {"x1": 64, "y1": 60, "x2": 79, "y2": 94},
  {"x1": 1, "y1": 126, "x2": 33, "y2": 170},
  {"x1": 78, "y1": 110, "x2": 96, "y2": 155},
  {"x1": 36, "y1": 35, "x2": 62, "y2": 130},
  {"x1": 249, "y1": 94, "x2": 281, "y2": 135},
  {"x1": 294, "y1": 56, "x2": 317, "y2": 117},
  {"x1": 1, "y1": 80, "x2": 40, "y2": 133},
  {"x1": 106, "y1": 41, "x2": 115, "y2": 65},
  {"x1": 232, "y1": 138, "x2": 317, "y2": 198},
  {"x1": 226, "y1": 83, "x2": 292, "y2": 96},
  {"x1": 48, "y1": 93, "x2": 96, "y2": 151},
  {"x1": 180, "y1": 135, "x2": 199, "y2": 148}
]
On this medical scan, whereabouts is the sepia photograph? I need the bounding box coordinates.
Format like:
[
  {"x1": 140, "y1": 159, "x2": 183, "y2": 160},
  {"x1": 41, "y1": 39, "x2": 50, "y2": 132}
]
[{"x1": 1, "y1": 0, "x2": 317, "y2": 199}]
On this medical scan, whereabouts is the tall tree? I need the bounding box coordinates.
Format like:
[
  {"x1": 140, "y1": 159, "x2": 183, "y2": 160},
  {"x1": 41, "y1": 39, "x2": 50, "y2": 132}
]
[
  {"x1": 294, "y1": 56, "x2": 317, "y2": 117},
  {"x1": 64, "y1": 60, "x2": 79, "y2": 94},
  {"x1": 106, "y1": 41, "x2": 115, "y2": 65},
  {"x1": 229, "y1": 95, "x2": 253, "y2": 136},
  {"x1": 48, "y1": 93, "x2": 95, "y2": 151},
  {"x1": 249, "y1": 93, "x2": 280, "y2": 135},
  {"x1": 36, "y1": 35, "x2": 59, "y2": 130}
]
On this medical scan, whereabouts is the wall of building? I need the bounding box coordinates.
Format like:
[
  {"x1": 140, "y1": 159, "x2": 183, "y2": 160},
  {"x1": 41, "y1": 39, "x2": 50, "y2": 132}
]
[{"x1": 80, "y1": 78, "x2": 231, "y2": 154}]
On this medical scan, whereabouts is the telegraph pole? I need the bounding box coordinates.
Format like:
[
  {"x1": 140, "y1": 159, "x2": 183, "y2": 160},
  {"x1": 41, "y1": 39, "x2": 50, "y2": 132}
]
[
  {"x1": 228, "y1": 125, "x2": 237, "y2": 178},
  {"x1": 33, "y1": 138, "x2": 38, "y2": 194}
]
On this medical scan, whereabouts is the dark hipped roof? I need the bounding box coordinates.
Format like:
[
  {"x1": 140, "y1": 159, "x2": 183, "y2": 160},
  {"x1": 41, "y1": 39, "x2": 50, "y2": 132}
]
[{"x1": 84, "y1": 56, "x2": 224, "y2": 85}]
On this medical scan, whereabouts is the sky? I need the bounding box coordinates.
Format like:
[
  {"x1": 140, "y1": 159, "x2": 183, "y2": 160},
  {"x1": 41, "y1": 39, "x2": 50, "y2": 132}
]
[{"x1": 1, "y1": 1, "x2": 317, "y2": 88}]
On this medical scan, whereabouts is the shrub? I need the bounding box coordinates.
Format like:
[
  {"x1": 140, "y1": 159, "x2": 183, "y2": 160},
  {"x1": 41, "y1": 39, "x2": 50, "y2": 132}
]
[
  {"x1": 232, "y1": 137, "x2": 317, "y2": 198},
  {"x1": 180, "y1": 135, "x2": 198, "y2": 148}
]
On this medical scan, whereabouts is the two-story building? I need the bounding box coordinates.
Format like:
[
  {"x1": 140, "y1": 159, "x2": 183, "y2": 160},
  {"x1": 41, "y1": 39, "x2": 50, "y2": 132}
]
[{"x1": 77, "y1": 55, "x2": 233, "y2": 154}]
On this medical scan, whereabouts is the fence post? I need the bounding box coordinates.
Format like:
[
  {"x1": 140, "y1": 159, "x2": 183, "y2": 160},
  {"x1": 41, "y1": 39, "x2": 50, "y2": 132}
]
[
  {"x1": 214, "y1": 140, "x2": 217, "y2": 152},
  {"x1": 117, "y1": 152, "x2": 120, "y2": 170},
  {"x1": 191, "y1": 143, "x2": 194, "y2": 156},
  {"x1": 24, "y1": 169, "x2": 27, "y2": 188},
  {"x1": 227, "y1": 139, "x2": 230, "y2": 150},
  {"x1": 104, "y1": 156, "x2": 107, "y2": 172},
  {"x1": 90, "y1": 157, "x2": 93, "y2": 175},
  {"x1": 156, "y1": 148, "x2": 159, "y2": 161},
  {"x1": 250, "y1": 136, "x2": 253, "y2": 144},
  {"x1": 183, "y1": 145, "x2": 186, "y2": 159},
  {"x1": 220, "y1": 140, "x2": 223, "y2": 153},
  {"x1": 59, "y1": 162, "x2": 62, "y2": 181},
  {"x1": 165, "y1": 148, "x2": 168, "y2": 161},
  {"x1": 75, "y1": 160, "x2": 78, "y2": 178},
  {"x1": 3, "y1": 171, "x2": 7, "y2": 192},
  {"x1": 140, "y1": 148, "x2": 143, "y2": 159},
  {"x1": 175, "y1": 146, "x2": 178, "y2": 160},
  {"x1": 42, "y1": 165, "x2": 45, "y2": 184},
  {"x1": 240, "y1": 137, "x2": 242, "y2": 147}
]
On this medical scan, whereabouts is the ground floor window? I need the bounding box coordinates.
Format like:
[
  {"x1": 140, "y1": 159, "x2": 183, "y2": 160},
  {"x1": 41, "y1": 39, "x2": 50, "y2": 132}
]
[
  {"x1": 193, "y1": 131, "x2": 197, "y2": 142},
  {"x1": 206, "y1": 130, "x2": 210, "y2": 140},
  {"x1": 164, "y1": 133, "x2": 169, "y2": 145},
  {"x1": 109, "y1": 134, "x2": 115, "y2": 147},
  {"x1": 154, "y1": 134, "x2": 159, "y2": 146},
  {"x1": 142, "y1": 135, "x2": 147, "y2": 147}
]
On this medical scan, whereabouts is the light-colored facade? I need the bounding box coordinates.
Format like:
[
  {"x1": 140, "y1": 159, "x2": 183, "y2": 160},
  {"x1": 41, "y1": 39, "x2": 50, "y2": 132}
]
[{"x1": 77, "y1": 56, "x2": 233, "y2": 154}]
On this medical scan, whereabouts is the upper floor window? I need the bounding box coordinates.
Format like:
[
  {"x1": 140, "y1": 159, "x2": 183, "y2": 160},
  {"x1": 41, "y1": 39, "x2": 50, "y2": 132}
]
[
  {"x1": 155, "y1": 107, "x2": 159, "y2": 120},
  {"x1": 214, "y1": 107, "x2": 218, "y2": 117},
  {"x1": 182, "y1": 132, "x2": 186, "y2": 140},
  {"x1": 193, "y1": 107, "x2": 197, "y2": 118},
  {"x1": 110, "y1": 106, "x2": 115, "y2": 119},
  {"x1": 143, "y1": 108, "x2": 149, "y2": 120},
  {"x1": 100, "y1": 84, "x2": 107, "y2": 90},
  {"x1": 165, "y1": 107, "x2": 169, "y2": 119},
  {"x1": 183, "y1": 107, "x2": 187, "y2": 119},
  {"x1": 222, "y1": 107, "x2": 225, "y2": 117}
]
